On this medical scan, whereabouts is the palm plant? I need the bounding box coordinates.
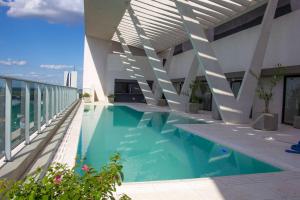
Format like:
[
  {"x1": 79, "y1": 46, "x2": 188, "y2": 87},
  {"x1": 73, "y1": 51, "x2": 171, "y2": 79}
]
[{"x1": 189, "y1": 79, "x2": 206, "y2": 103}]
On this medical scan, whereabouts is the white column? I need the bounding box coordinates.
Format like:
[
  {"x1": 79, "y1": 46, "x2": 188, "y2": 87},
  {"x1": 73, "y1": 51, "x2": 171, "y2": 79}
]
[
  {"x1": 237, "y1": 0, "x2": 279, "y2": 120},
  {"x1": 4, "y1": 79, "x2": 12, "y2": 161},
  {"x1": 116, "y1": 28, "x2": 157, "y2": 105},
  {"x1": 127, "y1": 5, "x2": 185, "y2": 111}
]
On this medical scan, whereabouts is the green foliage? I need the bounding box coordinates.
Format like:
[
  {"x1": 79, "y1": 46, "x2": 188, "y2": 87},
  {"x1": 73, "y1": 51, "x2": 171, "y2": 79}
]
[
  {"x1": 256, "y1": 64, "x2": 284, "y2": 113},
  {"x1": 82, "y1": 93, "x2": 90, "y2": 98},
  {"x1": 0, "y1": 153, "x2": 130, "y2": 200},
  {"x1": 189, "y1": 80, "x2": 206, "y2": 103},
  {"x1": 108, "y1": 94, "x2": 115, "y2": 98}
]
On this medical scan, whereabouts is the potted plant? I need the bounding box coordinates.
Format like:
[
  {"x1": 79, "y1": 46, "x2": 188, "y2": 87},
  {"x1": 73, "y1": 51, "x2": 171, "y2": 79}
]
[
  {"x1": 188, "y1": 80, "x2": 204, "y2": 113},
  {"x1": 82, "y1": 92, "x2": 91, "y2": 103},
  {"x1": 108, "y1": 94, "x2": 115, "y2": 103},
  {"x1": 157, "y1": 94, "x2": 168, "y2": 106},
  {"x1": 252, "y1": 64, "x2": 284, "y2": 131},
  {"x1": 294, "y1": 99, "x2": 300, "y2": 129}
]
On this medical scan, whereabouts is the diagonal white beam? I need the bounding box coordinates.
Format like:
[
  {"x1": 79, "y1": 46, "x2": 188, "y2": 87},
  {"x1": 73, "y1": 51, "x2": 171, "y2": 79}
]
[
  {"x1": 128, "y1": 4, "x2": 185, "y2": 111},
  {"x1": 237, "y1": 0, "x2": 279, "y2": 118},
  {"x1": 153, "y1": 47, "x2": 175, "y2": 100},
  {"x1": 116, "y1": 28, "x2": 157, "y2": 105},
  {"x1": 176, "y1": 0, "x2": 243, "y2": 123},
  {"x1": 175, "y1": 0, "x2": 278, "y2": 123}
]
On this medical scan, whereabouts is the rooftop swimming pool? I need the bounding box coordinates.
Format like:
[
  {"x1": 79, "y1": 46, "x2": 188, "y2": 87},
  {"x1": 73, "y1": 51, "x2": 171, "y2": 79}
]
[{"x1": 77, "y1": 105, "x2": 281, "y2": 182}]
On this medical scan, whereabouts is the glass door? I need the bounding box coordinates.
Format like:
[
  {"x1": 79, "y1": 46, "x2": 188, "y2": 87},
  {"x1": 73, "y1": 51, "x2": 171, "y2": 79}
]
[{"x1": 283, "y1": 76, "x2": 300, "y2": 124}]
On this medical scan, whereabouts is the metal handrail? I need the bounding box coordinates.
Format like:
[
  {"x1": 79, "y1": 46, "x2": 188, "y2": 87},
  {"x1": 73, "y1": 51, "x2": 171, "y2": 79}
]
[{"x1": 0, "y1": 75, "x2": 77, "y2": 89}]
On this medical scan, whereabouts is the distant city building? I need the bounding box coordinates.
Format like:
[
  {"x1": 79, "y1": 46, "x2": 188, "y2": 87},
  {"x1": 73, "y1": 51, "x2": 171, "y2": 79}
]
[{"x1": 64, "y1": 71, "x2": 77, "y2": 88}]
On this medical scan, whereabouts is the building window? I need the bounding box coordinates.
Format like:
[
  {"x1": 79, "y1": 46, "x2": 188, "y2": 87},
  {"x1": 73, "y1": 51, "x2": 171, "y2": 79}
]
[
  {"x1": 173, "y1": 44, "x2": 183, "y2": 56},
  {"x1": 283, "y1": 76, "x2": 300, "y2": 124},
  {"x1": 114, "y1": 79, "x2": 153, "y2": 103},
  {"x1": 214, "y1": 0, "x2": 291, "y2": 41}
]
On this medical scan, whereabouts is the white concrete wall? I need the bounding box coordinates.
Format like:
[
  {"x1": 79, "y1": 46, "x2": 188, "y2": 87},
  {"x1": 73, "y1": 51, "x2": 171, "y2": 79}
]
[
  {"x1": 166, "y1": 9, "x2": 300, "y2": 79},
  {"x1": 106, "y1": 54, "x2": 155, "y2": 95},
  {"x1": 83, "y1": 36, "x2": 112, "y2": 103}
]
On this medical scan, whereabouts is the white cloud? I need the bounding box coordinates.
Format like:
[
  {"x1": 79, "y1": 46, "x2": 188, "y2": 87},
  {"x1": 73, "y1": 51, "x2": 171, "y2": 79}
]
[
  {"x1": 1, "y1": 0, "x2": 83, "y2": 24},
  {"x1": 0, "y1": 58, "x2": 27, "y2": 66},
  {"x1": 40, "y1": 64, "x2": 73, "y2": 70}
]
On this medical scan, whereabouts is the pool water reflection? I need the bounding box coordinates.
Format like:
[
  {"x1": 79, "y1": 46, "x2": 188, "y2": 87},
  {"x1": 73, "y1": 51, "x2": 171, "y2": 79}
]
[{"x1": 77, "y1": 105, "x2": 281, "y2": 182}]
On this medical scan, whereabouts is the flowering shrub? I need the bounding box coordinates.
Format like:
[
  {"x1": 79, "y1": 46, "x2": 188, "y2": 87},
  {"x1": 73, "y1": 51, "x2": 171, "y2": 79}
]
[{"x1": 0, "y1": 153, "x2": 130, "y2": 200}]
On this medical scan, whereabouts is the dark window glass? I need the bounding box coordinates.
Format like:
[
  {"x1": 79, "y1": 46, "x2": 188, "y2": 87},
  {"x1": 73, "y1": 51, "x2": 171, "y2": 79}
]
[
  {"x1": 173, "y1": 44, "x2": 183, "y2": 56},
  {"x1": 214, "y1": 2, "x2": 291, "y2": 40},
  {"x1": 283, "y1": 76, "x2": 300, "y2": 124}
]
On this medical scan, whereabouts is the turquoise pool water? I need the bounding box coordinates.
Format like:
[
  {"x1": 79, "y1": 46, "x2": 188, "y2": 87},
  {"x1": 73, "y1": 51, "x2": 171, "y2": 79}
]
[{"x1": 77, "y1": 105, "x2": 281, "y2": 182}]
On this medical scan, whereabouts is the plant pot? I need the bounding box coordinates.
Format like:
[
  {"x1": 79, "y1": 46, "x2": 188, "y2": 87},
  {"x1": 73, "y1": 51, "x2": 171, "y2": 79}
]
[
  {"x1": 293, "y1": 116, "x2": 300, "y2": 129},
  {"x1": 157, "y1": 99, "x2": 167, "y2": 107},
  {"x1": 83, "y1": 97, "x2": 91, "y2": 103},
  {"x1": 188, "y1": 103, "x2": 200, "y2": 114},
  {"x1": 198, "y1": 103, "x2": 204, "y2": 110},
  {"x1": 108, "y1": 97, "x2": 114, "y2": 103},
  {"x1": 252, "y1": 113, "x2": 278, "y2": 131}
]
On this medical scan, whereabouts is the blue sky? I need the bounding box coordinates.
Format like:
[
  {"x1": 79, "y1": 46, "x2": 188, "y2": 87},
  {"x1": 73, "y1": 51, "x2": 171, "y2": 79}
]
[{"x1": 0, "y1": 0, "x2": 84, "y2": 87}]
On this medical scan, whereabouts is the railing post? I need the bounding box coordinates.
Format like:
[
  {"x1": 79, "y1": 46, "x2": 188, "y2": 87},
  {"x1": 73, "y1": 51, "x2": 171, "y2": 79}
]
[
  {"x1": 51, "y1": 87, "x2": 54, "y2": 117},
  {"x1": 45, "y1": 86, "x2": 49, "y2": 126},
  {"x1": 68, "y1": 89, "x2": 70, "y2": 106},
  {"x1": 24, "y1": 82, "x2": 30, "y2": 144},
  {"x1": 37, "y1": 84, "x2": 41, "y2": 133},
  {"x1": 66, "y1": 88, "x2": 68, "y2": 107},
  {"x1": 64, "y1": 88, "x2": 65, "y2": 108},
  {"x1": 59, "y1": 87, "x2": 62, "y2": 113},
  {"x1": 61, "y1": 87, "x2": 64, "y2": 111},
  {"x1": 4, "y1": 79, "x2": 12, "y2": 161},
  {"x1": 56, "y1": 86, "x2": 59, "y2": 115}
]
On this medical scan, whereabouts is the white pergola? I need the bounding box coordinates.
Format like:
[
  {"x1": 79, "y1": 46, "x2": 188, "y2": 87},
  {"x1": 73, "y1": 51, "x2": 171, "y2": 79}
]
[
  {"x1": 85, "y1": 0, "x2": 278, "y2": 124},
  {"x1": 112, "y1": 0, "x2": 268, "y2": 51}
]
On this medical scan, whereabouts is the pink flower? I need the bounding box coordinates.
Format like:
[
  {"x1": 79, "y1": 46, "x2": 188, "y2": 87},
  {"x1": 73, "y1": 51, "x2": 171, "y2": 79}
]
[
  {"x1": 54, "y1": 175, "x2": 62, "y2": 185},
  {"x1": 82, "y1": 164, "x2": 90, "y2": 172}
]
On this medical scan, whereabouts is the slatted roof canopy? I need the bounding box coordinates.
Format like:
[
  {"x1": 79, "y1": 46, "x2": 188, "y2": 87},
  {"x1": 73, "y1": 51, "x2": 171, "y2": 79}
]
[{"x1": 112, "y1": 0, "x2": 268, "y2": 51}]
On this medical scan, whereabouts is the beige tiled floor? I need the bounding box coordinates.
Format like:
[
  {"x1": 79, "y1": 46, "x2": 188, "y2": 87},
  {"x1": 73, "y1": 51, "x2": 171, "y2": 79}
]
[{"x1": 62, "y1": 103, "x2": 300, "y2": 200}]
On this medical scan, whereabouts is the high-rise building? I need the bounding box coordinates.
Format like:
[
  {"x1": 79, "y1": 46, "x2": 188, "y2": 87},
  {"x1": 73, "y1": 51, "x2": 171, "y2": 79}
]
[{"x1": 64, "y1": 71, "x2": 77, "y2": 88}]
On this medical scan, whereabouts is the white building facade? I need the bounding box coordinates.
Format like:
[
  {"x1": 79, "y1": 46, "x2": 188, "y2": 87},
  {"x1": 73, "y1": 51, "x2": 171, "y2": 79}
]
[{"x1": 83, "y1": 0, "x2": 300, "y2": 125}]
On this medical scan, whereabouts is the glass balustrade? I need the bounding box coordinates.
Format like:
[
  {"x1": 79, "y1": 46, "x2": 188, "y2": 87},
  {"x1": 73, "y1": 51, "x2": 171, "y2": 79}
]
[{"x1": 0, "y1": 75, "x2": 78, "y2": 161}]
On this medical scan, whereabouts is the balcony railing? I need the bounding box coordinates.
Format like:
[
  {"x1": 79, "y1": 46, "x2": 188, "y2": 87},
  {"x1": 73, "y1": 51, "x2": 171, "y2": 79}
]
[{"x1": 0, "y1": 75, "x2": 78, "y2": 161}]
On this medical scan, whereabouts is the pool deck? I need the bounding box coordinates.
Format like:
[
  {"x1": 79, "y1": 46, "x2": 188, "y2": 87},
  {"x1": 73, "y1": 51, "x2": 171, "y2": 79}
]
[{"x1": 61, "y1": 102, "x2": 300, "y2": 200}]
